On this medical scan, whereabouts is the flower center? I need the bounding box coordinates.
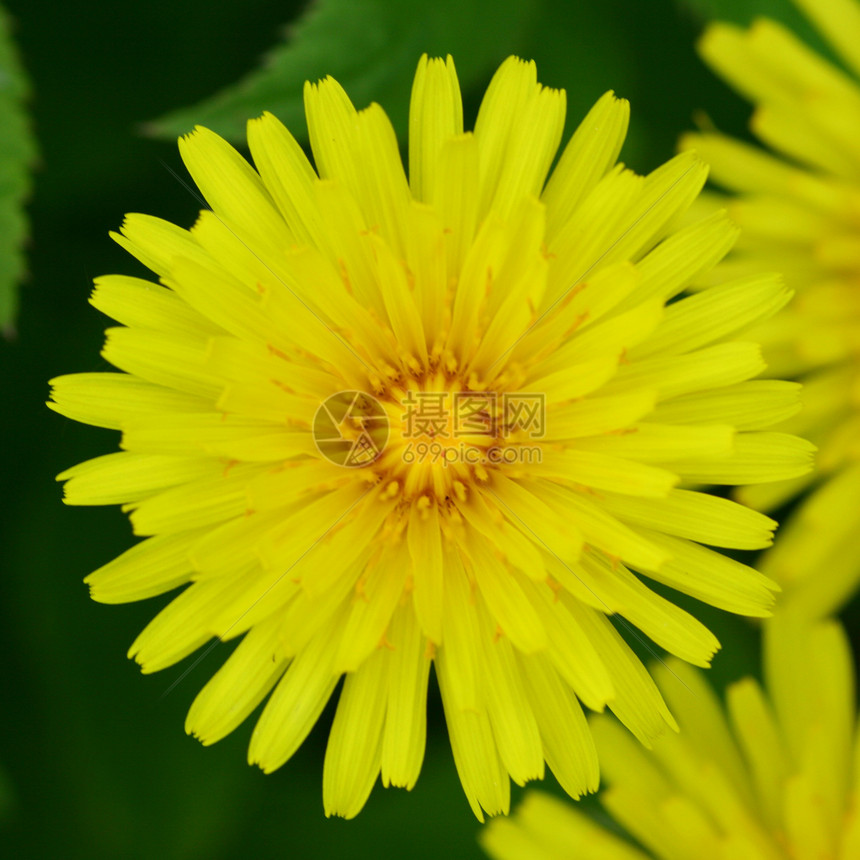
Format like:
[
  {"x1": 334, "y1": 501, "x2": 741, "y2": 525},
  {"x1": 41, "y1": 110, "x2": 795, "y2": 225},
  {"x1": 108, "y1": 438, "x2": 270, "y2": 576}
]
[{"x1": 369, "y1": 373, "x2": 508, "y2": 501}]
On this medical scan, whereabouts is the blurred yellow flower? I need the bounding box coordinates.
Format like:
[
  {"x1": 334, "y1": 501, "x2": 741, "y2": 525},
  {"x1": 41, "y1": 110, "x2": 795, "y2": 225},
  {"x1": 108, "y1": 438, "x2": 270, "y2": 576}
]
[
  {"x1": 50, "y1": 54, "x2": 809, "y2": 818},
  {"x1": 482, "y1": 612, "x2": 860, "y2": 859},
  {"x1": 682, "y1": 0, "x2": 860, "y2": 617}
]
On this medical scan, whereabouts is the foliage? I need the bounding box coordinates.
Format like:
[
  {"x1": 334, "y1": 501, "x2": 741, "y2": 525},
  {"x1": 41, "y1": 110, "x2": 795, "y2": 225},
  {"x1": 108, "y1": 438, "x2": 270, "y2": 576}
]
[
  {"x1": 147, "y1": 0, "x2": 539, "y2": 142},
  {"x1": 0, "y1": 4, "x2": 35, "y2": 332}
]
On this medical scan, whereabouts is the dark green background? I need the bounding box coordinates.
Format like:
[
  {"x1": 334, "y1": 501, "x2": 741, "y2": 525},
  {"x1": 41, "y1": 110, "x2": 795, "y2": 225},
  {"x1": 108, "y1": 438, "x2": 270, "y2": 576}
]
[{"x1": 1, "y1": 0, "x2": 855, "y2": 857}]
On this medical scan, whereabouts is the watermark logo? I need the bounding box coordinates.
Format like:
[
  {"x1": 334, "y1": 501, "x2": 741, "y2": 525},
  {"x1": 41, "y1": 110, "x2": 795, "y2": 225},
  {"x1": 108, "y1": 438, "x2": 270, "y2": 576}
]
[
  {"x1": 402, "y1": 441, "x2": 542, "y2": 467},
  {"x1": 312, "y1": 391, "x2": 389, "y2": 467},
  {"x1": 401, "y1": 392, "x2": 545, "y2": 440},
  {"x1": 314, "y1": 389, "x2": 545, "y2": 468},
  {"x1": 502, "y1": 393, "x2": 545, "y2": 439},
  {"x1": 402, "y1": 391, "x2": 451, "y2": 438}
]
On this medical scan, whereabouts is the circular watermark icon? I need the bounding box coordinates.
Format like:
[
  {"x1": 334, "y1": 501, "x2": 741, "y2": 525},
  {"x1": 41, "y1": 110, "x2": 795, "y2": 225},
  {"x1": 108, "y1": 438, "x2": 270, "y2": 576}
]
[{"x1": 313, "y1": 390, "x2": 389, "y2": 467}]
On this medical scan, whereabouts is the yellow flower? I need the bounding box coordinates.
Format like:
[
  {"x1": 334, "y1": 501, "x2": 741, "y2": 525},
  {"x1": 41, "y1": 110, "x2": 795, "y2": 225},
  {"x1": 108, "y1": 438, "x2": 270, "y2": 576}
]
[
  {"x1": 482, "y1": 611, "x2": 860, "y2": 859},
  {"x1": 49, "y1": 55, "x2": 810, "y2": 819},
  {"x1": 681, "y1": 0, "x2": 860, "y2": 618}
]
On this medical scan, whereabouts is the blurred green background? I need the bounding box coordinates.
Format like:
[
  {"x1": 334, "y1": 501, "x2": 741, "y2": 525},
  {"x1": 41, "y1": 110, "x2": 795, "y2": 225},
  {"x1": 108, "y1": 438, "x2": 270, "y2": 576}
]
[{"x1": 0, "y1": 0, "x2": 856, "y2": 857}]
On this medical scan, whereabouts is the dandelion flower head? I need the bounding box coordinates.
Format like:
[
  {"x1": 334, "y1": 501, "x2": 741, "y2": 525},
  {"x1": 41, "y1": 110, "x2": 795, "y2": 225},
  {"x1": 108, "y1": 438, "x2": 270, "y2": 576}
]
[
  {"x1": 482, "y1": 612, "x2": 860, "y2": 859},
  {"x1": 50, "y1": 55, "x2": 811, "y2": 818},
  {"x1": 681, "y1": 0, "x2": 860, "y2": 617}
]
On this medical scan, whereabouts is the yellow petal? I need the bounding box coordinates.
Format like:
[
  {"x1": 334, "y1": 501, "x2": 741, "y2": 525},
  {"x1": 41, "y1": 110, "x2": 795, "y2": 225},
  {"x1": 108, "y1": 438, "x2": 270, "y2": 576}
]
[
  {"x1": 380, "y1": 603, "x2": 431, "y2": 790},
  {"x1": 408, "y1": 54, "x2": 463, "y2": 203},
  {"x1": 323, "y1": 647, "x2": 388, "y2": 819},
  {"x1": 249, "y1": 618, "x2": 342, "y2": 772},
  {"x1": 186, "y1": 613, "x2": 288, "y2": 745},
  {"x1": 178, "y1": 125, "x2": 290, "y2": 251},
  {"x1": 48, "y1": 372, "x2": 209, "y2": 430}
]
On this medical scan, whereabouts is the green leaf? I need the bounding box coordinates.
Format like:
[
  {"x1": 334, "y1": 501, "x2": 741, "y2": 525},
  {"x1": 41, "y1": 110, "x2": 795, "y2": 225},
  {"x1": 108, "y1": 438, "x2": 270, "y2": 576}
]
[
  {"x1": 0, "y1": 5, "x2": 36, "y2": 333},
  {"x1": 146, "y1": 0, "x2": 540, "y2": 144},
  {"x1": 145, "y1": 0, "x2": 539, "y2": 144}
]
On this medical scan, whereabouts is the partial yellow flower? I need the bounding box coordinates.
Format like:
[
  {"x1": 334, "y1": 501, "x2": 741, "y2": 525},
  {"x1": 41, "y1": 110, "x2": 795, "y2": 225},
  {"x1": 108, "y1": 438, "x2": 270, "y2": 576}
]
[
  {"x1": 482, "y1": 612, "x2": 860, "y2": 859},
  {"x1": 50, "y1": 55, "x2": 810, "y2": 819},
  {"x1": 681, "y1": 0, "x2": 860, "y2": 618}
]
